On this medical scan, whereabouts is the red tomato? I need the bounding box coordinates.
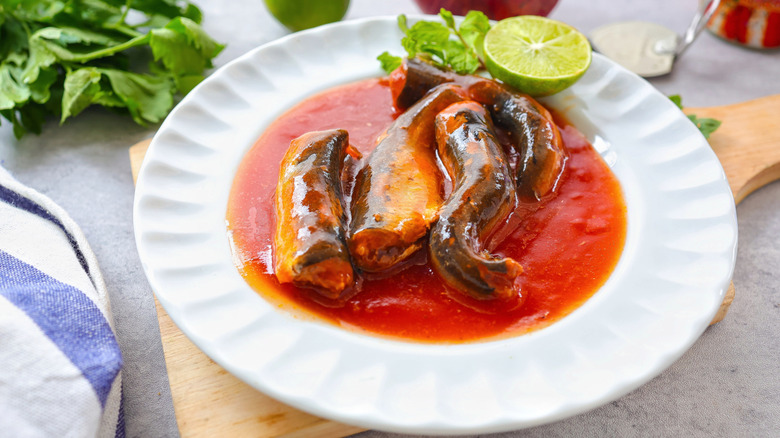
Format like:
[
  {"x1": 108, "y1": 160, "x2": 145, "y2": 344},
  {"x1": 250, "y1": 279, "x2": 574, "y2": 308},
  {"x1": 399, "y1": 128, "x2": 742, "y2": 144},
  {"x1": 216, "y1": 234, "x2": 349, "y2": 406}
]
[{"x1": 413, "y1": 0, "x2": 559, "y2": 20}]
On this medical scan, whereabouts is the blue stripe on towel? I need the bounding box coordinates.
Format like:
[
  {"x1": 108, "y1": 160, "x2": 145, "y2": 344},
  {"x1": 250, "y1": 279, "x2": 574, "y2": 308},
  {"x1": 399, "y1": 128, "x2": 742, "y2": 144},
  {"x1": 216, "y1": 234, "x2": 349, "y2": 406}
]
[
  {"x1": 0, "y1": 250, "x2": 122, "y2": 407},
  {"x1": 115, "y1": 384, "x2": 126, "y2": 438},
  {"x1": 0, "y1": 184, "x2": 92, "y2": 279}
]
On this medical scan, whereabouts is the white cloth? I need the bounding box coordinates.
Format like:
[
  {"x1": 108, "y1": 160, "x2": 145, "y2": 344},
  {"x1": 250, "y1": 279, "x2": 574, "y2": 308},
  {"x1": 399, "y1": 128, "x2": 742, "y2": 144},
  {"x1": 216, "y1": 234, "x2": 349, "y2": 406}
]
[{"x1": 0, "y1": 167, "x2": 123, "y2": 437}]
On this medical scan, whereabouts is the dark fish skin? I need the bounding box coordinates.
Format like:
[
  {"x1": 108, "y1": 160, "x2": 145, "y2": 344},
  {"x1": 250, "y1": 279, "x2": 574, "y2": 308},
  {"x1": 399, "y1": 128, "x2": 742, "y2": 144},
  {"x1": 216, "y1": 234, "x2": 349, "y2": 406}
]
[
  {"x1": 430, "y1": 101, "x2": 522, "y2": 300},
  {"x1": 469, "y1": 80, "x2": 566, "y2": 200},
  {"x1": 390, "y1": 57, "x2": 459, "y2": 109},
  {"x1": 389, "y1": 57, "x2": 566, "y2": 199},
  {"x1": 274, "y1": 129, "x2": 355, "y2": 297},
  {"x1": 348, "y1": 84, "x2": 466, "y2": 272}
]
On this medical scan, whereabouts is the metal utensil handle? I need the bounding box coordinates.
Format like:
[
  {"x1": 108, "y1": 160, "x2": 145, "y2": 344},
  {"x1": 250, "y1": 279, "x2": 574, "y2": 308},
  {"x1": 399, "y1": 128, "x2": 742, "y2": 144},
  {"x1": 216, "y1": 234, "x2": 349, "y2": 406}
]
[{"x1": 676, "y1": 0, "x2": 721, "y2": 57}]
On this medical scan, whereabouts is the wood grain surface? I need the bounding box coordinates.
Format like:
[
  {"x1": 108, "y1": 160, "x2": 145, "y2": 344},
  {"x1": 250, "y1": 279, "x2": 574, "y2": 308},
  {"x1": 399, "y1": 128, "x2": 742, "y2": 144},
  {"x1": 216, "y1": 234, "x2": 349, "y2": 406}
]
[{"x1": 129, "y1": 94, "x2": 780, "y2": 437}]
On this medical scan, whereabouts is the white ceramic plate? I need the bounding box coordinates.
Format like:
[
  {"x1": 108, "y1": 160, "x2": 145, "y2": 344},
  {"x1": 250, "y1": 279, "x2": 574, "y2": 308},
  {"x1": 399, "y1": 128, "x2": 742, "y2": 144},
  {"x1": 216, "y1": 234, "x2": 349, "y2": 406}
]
[{"x1": 133, "y1": 16, "x2": 737, "y2": 434}]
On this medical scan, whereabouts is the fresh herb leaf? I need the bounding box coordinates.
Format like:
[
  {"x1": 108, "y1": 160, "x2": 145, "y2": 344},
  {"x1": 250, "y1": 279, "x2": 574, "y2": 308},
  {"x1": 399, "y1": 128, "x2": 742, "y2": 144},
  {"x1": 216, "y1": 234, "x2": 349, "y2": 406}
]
[
  {"x1": 127, "y1": 0, "x2": 199, "y2": 22},
  {"x1": 669, "y1": 94, "x2": 683, "y2": 109},
  {"x1": 397, "y1": 14, "x2": 409, "y2": 34},
  {"x1": 439, "y1": 9, "x2": 455, "y2": 29},
  {"x1": 102, "y1": 69, "x2": 174, "y2": 125},
  {"x1": 382, "y1": 10, "x2": 490, "y2": 75},
  {"x1": 688, "y1": 114, "x2": 722, "y2": 139},
  {"x1": 183, "y1": 3, "x2": 203, "y2": 23},
  {"x1": 668, "y1": 94, "x2": 722, "y2": 139},
  {"x1": 173, "y1": 74, "x2": 204, "y2": 95},
  {"x1": 18, "y1": 103, "x2": 46, "y2": 136},
  {"x1": 447, "y1": 44, "x2": 480, "y2": 73},
  {"x1": 0, "y1": 15, "x2": 28, "y2": 59},
  {"x1": 401, "y1": 20, "x2": 450, "y2": 58},
  {"x1": 149, "y1": 16, "x2": 223, "y2": 80},
  {"x1": 0, "y1": 0, "x2": 223, "y2": 139},
  {"x1": 377, "y1": 51, "x2": 402, "y2": 74},
  {"x1": 28, "y1": 67, "x2": 57, "y2": 104},
  {"x1": 61, "y1": 67, "x2": 105, "y2": 122},
  {"x1": 440, "y1": 9, "x2": 487, "y2": 73},
  {"x1": 0, "y1": 63, "x2": 31, "y2": 110},
  {"x1": 0, "y1": 108, "x2": 26, "y2": 139},
  {"x1": 459, "y1": 11, "x2": 490, "y2": 62}
]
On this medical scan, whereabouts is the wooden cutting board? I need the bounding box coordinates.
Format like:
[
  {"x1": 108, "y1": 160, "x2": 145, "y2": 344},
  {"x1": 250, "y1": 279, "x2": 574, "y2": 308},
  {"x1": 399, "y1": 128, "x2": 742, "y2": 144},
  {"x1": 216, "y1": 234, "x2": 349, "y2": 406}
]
[{"x1": 129, "y1": 94, "x2": 780, "y2": 437}]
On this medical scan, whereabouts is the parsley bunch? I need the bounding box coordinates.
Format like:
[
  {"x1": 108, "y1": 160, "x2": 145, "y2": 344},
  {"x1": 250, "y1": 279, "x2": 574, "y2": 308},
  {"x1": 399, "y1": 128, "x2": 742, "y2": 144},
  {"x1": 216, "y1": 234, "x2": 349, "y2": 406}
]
[
  {"x1": 0, "y1": 0, "x2": 224, "y2": 139},
  {"x1": 378, "y1": 9, "x2": 490, "y2": 75}
]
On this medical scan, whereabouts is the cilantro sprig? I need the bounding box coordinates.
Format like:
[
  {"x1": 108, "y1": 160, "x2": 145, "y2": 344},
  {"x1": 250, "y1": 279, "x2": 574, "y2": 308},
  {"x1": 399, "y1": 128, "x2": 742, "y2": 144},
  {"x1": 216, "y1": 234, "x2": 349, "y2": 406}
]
[
  {"x1": 377, "y1": 9, "x2": 490, "y2": 75},
  {"x1": 0, "y1": 0, "x2": 224, "y2": 139},
  {"x1": 669, "y1": 94, "x2": 722, "y2": 139}
]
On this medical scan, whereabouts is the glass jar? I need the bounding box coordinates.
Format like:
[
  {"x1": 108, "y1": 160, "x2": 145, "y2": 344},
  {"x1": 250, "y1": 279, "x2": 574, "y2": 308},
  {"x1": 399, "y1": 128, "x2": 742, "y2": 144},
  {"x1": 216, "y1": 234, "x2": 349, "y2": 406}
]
[{"x1": 707, "y1": 0, "x2": 780, "y2": 48}]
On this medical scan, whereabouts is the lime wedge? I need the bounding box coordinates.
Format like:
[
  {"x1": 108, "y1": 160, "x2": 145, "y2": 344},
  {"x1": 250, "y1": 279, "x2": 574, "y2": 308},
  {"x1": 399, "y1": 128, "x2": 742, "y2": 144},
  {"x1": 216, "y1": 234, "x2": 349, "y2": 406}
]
[{"x1": 484, "y1": 16, "x2": 592, "y2": 96}]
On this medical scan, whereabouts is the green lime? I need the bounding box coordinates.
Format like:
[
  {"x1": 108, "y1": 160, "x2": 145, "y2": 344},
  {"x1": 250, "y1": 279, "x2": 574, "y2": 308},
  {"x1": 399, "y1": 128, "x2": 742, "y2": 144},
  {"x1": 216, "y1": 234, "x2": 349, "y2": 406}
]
[
  {"x1": 484, "y1": 16, "x2": 592, "y2": 97},
  {"x1": 264, "y1": 0, "x2": 350, "y2": 32}
]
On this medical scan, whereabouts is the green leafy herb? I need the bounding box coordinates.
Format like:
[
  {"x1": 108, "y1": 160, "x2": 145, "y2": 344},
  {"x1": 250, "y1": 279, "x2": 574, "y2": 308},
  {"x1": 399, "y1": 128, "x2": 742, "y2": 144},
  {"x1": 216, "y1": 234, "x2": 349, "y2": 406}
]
[
  {"x1": 688, "y1": 115, "x2": 722, "y2": 139},
  {"x1": 0, "y1": 0, "x2": 224, "y2": 139},
  {"x1": 377, "y1": 51, "x2": 402, "y2": 75},
  {"x1": 669, "y1": 94, "x2": 722, "y2": 139},
  {"x1": 377, "y1": 9, "x2": 490, "y2": 75}
]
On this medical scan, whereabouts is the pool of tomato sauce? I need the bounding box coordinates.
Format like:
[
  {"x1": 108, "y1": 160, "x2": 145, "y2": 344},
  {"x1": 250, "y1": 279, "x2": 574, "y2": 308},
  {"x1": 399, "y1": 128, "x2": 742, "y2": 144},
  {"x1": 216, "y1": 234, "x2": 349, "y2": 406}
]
[{"x1": 226, "y1": 78, "x2": 626, "y2": 343}]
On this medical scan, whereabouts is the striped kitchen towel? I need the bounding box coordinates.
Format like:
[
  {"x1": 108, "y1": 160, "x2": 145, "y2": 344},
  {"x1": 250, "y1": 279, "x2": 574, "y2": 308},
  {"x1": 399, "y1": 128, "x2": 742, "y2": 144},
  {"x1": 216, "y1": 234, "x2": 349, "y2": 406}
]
[{"x1": 0, "y1": 167, "x2": 123, "y2": 437}]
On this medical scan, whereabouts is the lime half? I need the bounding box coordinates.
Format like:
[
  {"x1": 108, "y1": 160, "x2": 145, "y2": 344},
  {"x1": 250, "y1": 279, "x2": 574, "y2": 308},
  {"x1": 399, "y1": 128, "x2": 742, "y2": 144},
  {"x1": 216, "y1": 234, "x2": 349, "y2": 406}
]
[
  {"x1": 484, "y1": 16, "x2": 592, "y2": 97},
  {"x1": 264, "y1": 0, "x2": 350, "y2": 32}
]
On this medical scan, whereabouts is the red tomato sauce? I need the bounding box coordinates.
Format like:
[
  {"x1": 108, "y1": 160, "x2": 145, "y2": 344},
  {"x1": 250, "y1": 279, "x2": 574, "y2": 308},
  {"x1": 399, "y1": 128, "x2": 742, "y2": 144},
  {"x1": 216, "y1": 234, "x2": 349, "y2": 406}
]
[{"x1": 227, "y1": 78, "x2": 626, "y2": 343}]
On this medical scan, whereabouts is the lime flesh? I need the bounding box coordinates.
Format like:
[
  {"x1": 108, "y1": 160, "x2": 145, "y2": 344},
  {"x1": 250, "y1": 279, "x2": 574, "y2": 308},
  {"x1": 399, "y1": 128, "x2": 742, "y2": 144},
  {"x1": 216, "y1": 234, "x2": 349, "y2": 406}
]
[{"x1": 484, "y1": 16, "x2": 592, "y2": 96}]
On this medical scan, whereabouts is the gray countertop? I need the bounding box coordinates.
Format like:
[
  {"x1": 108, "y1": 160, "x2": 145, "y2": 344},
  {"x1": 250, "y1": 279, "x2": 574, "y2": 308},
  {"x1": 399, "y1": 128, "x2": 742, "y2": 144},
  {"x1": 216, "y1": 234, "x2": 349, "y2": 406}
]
[{"x1": 1, "y1": 0, "x2": 778, "y2": 437}]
